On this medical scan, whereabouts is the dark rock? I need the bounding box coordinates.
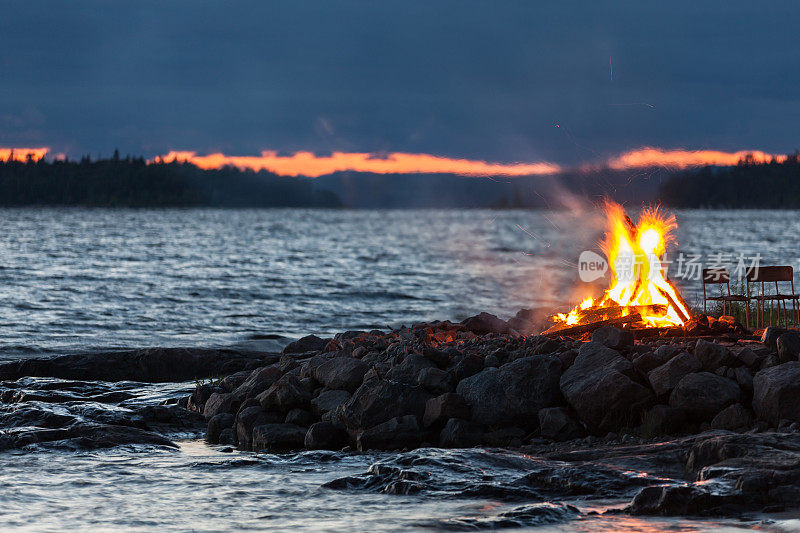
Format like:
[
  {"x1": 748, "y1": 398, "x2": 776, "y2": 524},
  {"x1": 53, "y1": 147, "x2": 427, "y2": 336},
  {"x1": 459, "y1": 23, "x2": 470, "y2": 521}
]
[
  {"x1": 761, "y1": 353, "x2": 781, "y2": 370},
  {"x1": 633, "y1": 352, "x2": 665, "y2": 375},
  {"x1": 483, "y1": 426, "x2": 526, "y2": 447},
  {"x1": 762, "y1": 327, "x2": 789, "y2": 351},
  {"x1": 451, "y1": 355, "x2": 484, "y2": 383},
  {"x1": 669, "y1": 372, "x2": 741, "y2": 421},
  {"x1": 231, "y1": 366, "x2": 282, "y2": 400},
  {"x1": 647, "y1": 352, "x2": 702, "y2": 397},
  {"x1": 218, "y1": 428, "x2": 236, "y2": 446},
  {"x1": 654, "y1": 344, "x2": 680, "y2": 361},
  {"x1": 417, "y1": 367, "x2": 452, "y2": 394},
  {"x1": 285, "y1": 408, "x2": 314, "y2": 427},
  {"x1": 188, "y1": 383, "x2": 214, "y2": 412},
  {"x1": 457, "y1": 355, "x2": 561, "y2": 429},
  {"x1": 640, "y1": 404, "x2": 688, "y2": 437},
  {"x1": 753, "y1": 362, "x2": 800, "y2": 425},
  {"x1": 461, "y1": 312, "x2": 508, "y2": 335},
  {"x1": 591, "y1": 326, "x2": 634, "y2": 350},
  {"x1": 207, "y1": 413, "x2": 234, "y2": 443},
  {"x1": 219, "y1": 370, "x2": 251, "y2": 393},
  {"x1": 357, "y1": 415, "x2": 422, "y2": 451},
  {"x1": 422, "y1": 346, "x2": 451, "y2": 368},
  {"x1": 422, "y1": 393, "x2": 471, "y2": 428},
  {"x1": 203, "y1": 392, "x2": 240, "y2": 420},
  {"x1": 251, "y1": 423, "x2": 307, "y2": 451},
  {"x1": 538, "y1": 407, "x2": 584, "y2": 441},
  {"x1": 235, "y1": 406, "x2": 282, "y2": 449},
  {"x1": 777, "y1": 332, "x2": 800, "y2": 363},
  {"x1": 560, "y1": 343, "x2": 652, "y2": 433},
  {"x1": 483, "y1": 354, "x2": 501, "y2": 368},
  {"x1": 535, "y1": 338, "x2": 562, "y2": 355},
  {"x1": 283, "y1": 335, "x2": 327, "y2": 354},
  {"x1": 731, "y1": 346, "x2": 759, "y2": 367},
  {"x1": 310, "y1": 389, "x2": 351, "y2": 418},
  {"x1": 439, "y1": 418, "x2": 483, "y2": 448},
  {"x1": 257, "y1": 373, "x2": 311, "y2": 412},
  {"x1": 733, "y1": 366, "x2": 753, "y2": 391},
  {"x1": 305, "y1": 421, "x2": 349, "y2": 450},
  {"x1": 338, "y1": 379, "x2": 432, "y2": 433},
  {"x1": 558, "y1": 349, "x2": 578, "y2": 370},
  {"x1": 387, "y1": 354, "x2": 435, "y2": 385},
  {"x1": 313, "y1": 357, "x2": 370, "y2": 392},
  {"x1": 710, "y1": 403, "x2": 753, "y2": 432},
  {"x1": 627, "y1": 485, "x2": 728, "y2": 516},
  {"x1": 693, "y1": 340, "x2": 736, "y2": 372}
]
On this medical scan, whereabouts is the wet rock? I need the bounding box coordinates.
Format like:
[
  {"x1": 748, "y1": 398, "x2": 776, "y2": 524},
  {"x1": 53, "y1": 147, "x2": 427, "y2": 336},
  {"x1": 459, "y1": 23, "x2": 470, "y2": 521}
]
[
  {"x1": 422, "y1": 393, "x2": 471, "y2": 429},
  {"x1": 538, "y1": 407, "x2": 584, "y2": 441},
  {"x1": 285, "y1": 408, "x2": 314, "y2": 427},
  {"x1": 251, "y1": 423, "x2": 307, "y2": 451},
  {"x1": 627, "y1": 485, "x2": 733, "y2": 516},
  {"x1": 648, "y1": 352, "x2": 702, "y2": 397},
  {"x1": 640, "y1": 404, "x2": 688, "y2": 437},
  {"x1": 387, "y1": 354, "x2": 435, "y2": 385},
  {"x1": 135, "y1": 405, "x2": 206, "y2": 432},
  {"x1": 310, "y1": 389, "x2": 351, "y2": 418},
  {"x1": 235, "y1": 406, "x2": 282, "y2": 449},
  {"x1": 669, "y1": 372, "x2": 741, "y2": 421},
  {"x1": 461, "y1": 312, "x2": 508, "y2": 335},
  {"x1": 231, "y1": 366, "x2": 282, "y2": 400},
  {"x1": 762, "y1": 327, "x2": 789, "y2": 351},
  {"x1": 439, "y1": 418, "x2": 483, "y2": 448},
  {"x1": 283, "y1": 335, "x2": 327, "y2": 354},
  {"x1": 257, "y1": 374, "x2": 311, "y2": 412},
  {"x1": 417, "y1": 367, "x2": 452, "y2": 394},
  {"x1": 305, "y1": 421, "x2": 349, "y2": 450},
  {"x1": 777, "y1": 332, "x2": 800, "y2": 363},
  {"x1": 710, "y1": 403, "x2": 753, "y2": 432},
  {"x1": 338, "y1": 379, "x2": 432, "y2": 433},
  {"x1": 451, "y1": 355, "x2": 484, "y2": 383},
  {"x1": 207, "y1": 413, "x2": 234, "y2": 443},
  {"x1": 591, "y1": 326, "x2": 634, "y2": 350},
  {"x1": 203, "y1": 392, "x2": 240, "y2": 420},
  {"x1": 219, "y1": 370, "x2": 251, "y2": 393},
  {"x1": 357, "y1": 415, "x2": 422, "y2": 451},
  {"x1": 457, "y1": 355, "x2": 561, "y2": 429},
  {"x1": 313, "y1": 357, "x2": 369, "y2": 392},
  {"x1": 561, "y1": 343, "x2": 652, "y2": 433},
  {"x1": 187, "y1": 383, "x2": 214, "y2": 412},
  {"x1": 693, "y1": 340, "x2": 736, "y2": 372},
  {"x1": 753, "y1": 362, "x2": 800, "y2": 425},
  {"x1": 218, "y1": 428, "x2": 236, "y2": 446}
]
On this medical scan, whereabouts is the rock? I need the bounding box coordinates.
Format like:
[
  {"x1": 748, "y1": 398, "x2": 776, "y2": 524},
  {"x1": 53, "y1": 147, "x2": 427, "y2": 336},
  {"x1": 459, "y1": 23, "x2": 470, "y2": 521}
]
[
  {"x1": 357, "y1": 415, "x2": 422, "y2": 451},
  {"x1": 483, "y1": 354, "x2": 501, "y2": 368},
  {"x1": 669, "y1": 372, "x2": 741, "y2": 421},
  {"x1": 535, "y1": 339, "x2": 562, "y2": 355},
  {"x1": 235, "y1": 406, "x2": 282, "y2": 449},
  {"x1": 417, "y1": 367, "x2": 452, "y2": 394},
  {"x1": 558, "y1": 349, "x2": 578, "y2": 370},
  {"x1": 251, "y1": 423, "x2": 307, "y2": 451},
  {"x1": 305, "y1": 421, "x2": 349, "y2": 450},
  {"x1": 188, "y1": 383, "x2": 214, "y2": 412},
  {"x1": 734, "y1": 366, "x2": 753, "y2": 390},
  {"x1": 313, "y1": 357, "x2": 370, "y2": 392},
  {"x1": 422, "y1": 346, "x2": 451, "y2": 368},
  {"x1": 693, "y1": 340, "x2": 736, "y2": 372},
  {"x1": 218, "y1": 428, "x2": 236, "y2": 446},
  {"x1": 283, "y1": 335, "x2": 327, "y2": 354},
  {"x1": 457, "y1": 355, "x2": 561, "y2": 429},
  {"x1": 439, "y1": 418, "x2": 483, "y2": 448},
  {"x1": 761, "y1": 353, "x2": 781, "y2": 370},
  {"x1": 257, "y1": 374, "x2": 311, "y2": 412},
  {"x1": 204, "y1": 411, "x2": 235, "y2": 443},
  {"x1": 451, "y1": 355, "x2": 484, "y2": 383},
  {"x1": 387, "y1": 354, "x2": 435, "y2": 385},
  {"x1": 310, "y1": 389, "x2": 351, "y2": 418},
  {"x1": 777, "y1": 332, "x2": 800, "y2": 363},
  {"x1": 538, "y1": 407, "x2": 584, "y2": 441},
  {"x1": 461, "y1": 312, "x2": 508, "y2": 335},
  {"x1": 219, "y1": 370, "x2": 251, "y2": 393},
  {"x1": 591, "y1": 326, "x2": 634, "y2": 350},
  {"x1": 640, "y1": 404, "x2": 688, "y2": 436},
  {"x1": 560, "y1": 343, "x2": 653, "y2": 433},
  {"x1": 633, "y1": 352, "x2": 665, "y2": 375},
  {"x1": 338, "y1": 379, "x2": 432, "y2": 433},
  {"x1": 483, "y1": 427, "x2": 525, "y2": 447},
  {"x1": 762, "y1": 327, "x2": 789, "y2": 351},
  {"x1": 422, "y1": 393, "x2": 471, "y2": 428},
  {"x1": 203, "y1": 392, "x2": 240, "y2": 420},
  {"x1": 654, "y1": 344, "x2": 680, "y2": 361},
  {"x1": 285, "y1": 408, "x2": 314, "y2": 427},
  {"x1": 627, "y1": 485, "x2": 723, "y2": 516},
  {"x1": 231, "y1": 366, "x2": 283, "y2": 400},
  {"x1": 753, "y1": 362, "x2": 800, "y2": 425},
  {"x1": 731, "y1": 346, "x2": 759, "y2": 367},
  {"x1": 711, "y1": 404, "x2": 753, "y2": 432},
  {"x1": 647, "y1": 352, "x2": 702, "y2": 396}
]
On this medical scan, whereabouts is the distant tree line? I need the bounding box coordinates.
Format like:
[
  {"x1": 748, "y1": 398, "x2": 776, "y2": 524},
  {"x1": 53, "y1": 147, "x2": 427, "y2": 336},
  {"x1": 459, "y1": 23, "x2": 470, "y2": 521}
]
[
  {"x1": 0, "y1": 151, "x2": 342, "y2": 207},
  {"x1": 659, "y1": 153, "x2": 800, "y2": 208}
]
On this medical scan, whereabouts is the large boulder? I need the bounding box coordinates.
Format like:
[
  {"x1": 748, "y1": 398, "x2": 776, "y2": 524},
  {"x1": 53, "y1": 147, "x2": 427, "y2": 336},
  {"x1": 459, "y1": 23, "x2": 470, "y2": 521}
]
[
  {"x1": 310, "y1": 389, "x2": 351, "y2": 418},
  {"x1": 219, "y1": 370, "x2": 251, "y2": 393},
  {"x1": 439, "y1": 418, "x2": 483, "y2": 448},
  {"x1": 762, "y1": 326, "x2": 789, "y2": 351},
  {"x1": 422, "y1": 393, "x2": 471, "y2": 428},
  {"x1": 387, "y1": 353, "x2": 436, "y2": 385},
  {"x1": 538, "y1": 407, "x2": 584, "y2": 441},
  {"x1": 305, "y1": 421, "x2": 349, "y2": 450},
  {"x1": 560, "y1": 342, "x2": 653, "y2": 433},
  {"x1": 206, "y1": 413, "x2": 235, "y2": 444},
  {"x1": 417, "y1": 367, "x2": 453, "y2": 394},
  {"x1": 283, "y1": 335, "x2": 327, "y2": 354},
  {"x1": 236, "y1": 406, "x2": 282, "y2": 449},
  {"x1": 456, "y1": 355, "x2": 562, "y2": 429},
  {"x1": 461, "y1": 312, "x2": 508, "y2": 335},
  {"x1": 710, "y1": 403, "x2": 753, "y2": 432},
  {"x1": 257, "y1": 374, "x2": 311, "y2": 412},
  {"x1": 647, "y1": 352, "x2": 702, "y2": 397},
  {"x1": 753, "y1": 362, "x2": 800, "y2": 425},
  {"x1": 251, "y1": 423, "x2": 307, "y2": 451},
  {"x1": 591, "y1": 326, "x2": 634, "y2": 350},
  {"x1": 693, "y1": 340, "x2": 736, "y2": 372},
  {"x1": 669, "y1": 372, "x2": 741, "y2": 421},
  {"x1": 203, "y1": 392, "x2": 240, "y2": 420},
  {"x1": 338, "y1": 379, "x2": 432, "y2": 433},
  {"x1": 313, "y1": 357, "x2": 369, "y2": 392},
  {"x1": 777, "y1": 332, "x2": 800, "y2": 363},
  {"x1": 357, "y1": 415, "x2": 422, "y2": 451},
  {"x1": 640, "y1": 404, "x2": 688, "y2": 436},
  {"x1": 231, "y1": 366, "x2": 282, "y2": 400}
]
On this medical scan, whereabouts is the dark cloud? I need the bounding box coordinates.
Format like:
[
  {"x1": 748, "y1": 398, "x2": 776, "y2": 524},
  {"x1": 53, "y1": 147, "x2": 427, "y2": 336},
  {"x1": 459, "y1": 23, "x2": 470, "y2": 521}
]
[{"x1": 1, "y1": 1, "x2": 798, "y2": 162}]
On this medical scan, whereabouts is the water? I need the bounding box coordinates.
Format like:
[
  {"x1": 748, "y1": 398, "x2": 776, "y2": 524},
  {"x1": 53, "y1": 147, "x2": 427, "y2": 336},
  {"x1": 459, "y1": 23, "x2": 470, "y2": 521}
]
[{"x1": 2, "y1": 207, "x2": 800, "y2": 531}]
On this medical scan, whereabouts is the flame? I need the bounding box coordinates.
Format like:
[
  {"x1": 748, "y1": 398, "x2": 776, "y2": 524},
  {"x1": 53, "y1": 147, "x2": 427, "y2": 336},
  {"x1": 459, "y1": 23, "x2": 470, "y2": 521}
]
[{"x1": 553, "y1": 201, "x2": 691, "y2": 330}]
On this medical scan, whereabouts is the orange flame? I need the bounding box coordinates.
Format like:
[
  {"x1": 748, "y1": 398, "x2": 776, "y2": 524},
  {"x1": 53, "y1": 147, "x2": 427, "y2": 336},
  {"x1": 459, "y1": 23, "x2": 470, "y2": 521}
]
[{"x1": 555, "y1": 202, "x2": 691, "y2": 329}]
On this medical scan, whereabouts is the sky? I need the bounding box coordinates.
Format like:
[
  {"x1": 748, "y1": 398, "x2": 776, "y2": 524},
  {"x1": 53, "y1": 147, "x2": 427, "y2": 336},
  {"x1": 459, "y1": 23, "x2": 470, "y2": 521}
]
[{"x1": 1, "y1": 1, "x2": 799, "y2": 173}]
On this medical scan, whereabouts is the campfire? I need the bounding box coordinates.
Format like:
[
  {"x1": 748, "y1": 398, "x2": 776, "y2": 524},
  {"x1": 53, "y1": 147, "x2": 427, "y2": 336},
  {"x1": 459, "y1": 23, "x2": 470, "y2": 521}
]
[{"x1": 544, "y1": 202, "x2": 692, "y2": 337}]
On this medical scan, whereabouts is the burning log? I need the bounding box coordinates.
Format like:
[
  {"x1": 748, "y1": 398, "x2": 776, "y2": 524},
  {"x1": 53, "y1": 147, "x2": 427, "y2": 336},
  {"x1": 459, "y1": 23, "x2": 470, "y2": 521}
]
[{"x1": 542, "y1": 313, "x2": 642, "y2": 337}]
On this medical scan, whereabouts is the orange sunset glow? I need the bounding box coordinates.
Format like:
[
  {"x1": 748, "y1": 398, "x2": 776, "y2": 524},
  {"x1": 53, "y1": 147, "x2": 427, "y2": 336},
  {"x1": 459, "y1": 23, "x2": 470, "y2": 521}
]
[
  {"x1": 0, "y1": 147, "x2": 49, "y2": 162},
  {"x1": 607, "y1": 146, "x2": 786, "y2": 170}
]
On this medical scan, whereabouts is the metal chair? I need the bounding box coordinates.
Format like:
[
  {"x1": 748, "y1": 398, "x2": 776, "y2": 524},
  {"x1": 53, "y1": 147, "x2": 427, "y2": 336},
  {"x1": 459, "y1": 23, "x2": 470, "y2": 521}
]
[
  {"x1": 702, "y1": 267, "x2": 750, "y2": 328},
  {"x1": 746, "y1": 265, "x2": 800, "y2": 328}
]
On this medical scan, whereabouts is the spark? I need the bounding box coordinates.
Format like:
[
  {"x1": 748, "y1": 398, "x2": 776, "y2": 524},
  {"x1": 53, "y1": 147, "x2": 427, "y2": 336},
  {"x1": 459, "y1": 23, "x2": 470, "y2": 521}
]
[
  {"x1": 542, "y1": 213, "x2": 560, "y2": 230},
  {"x1": 515, "y1": 224, "x2": 538, "y2": 240}
]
